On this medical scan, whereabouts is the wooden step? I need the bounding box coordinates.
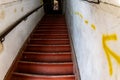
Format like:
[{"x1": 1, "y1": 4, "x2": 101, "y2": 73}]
[
  {"x1": 15, "y1": 61, "x2": 73, "y2": 75},
  {"x1": 35, "y1": 29, "x2": 67, "y2": 31},
  {"x1": 39, "y1": 24, "x2": 66, "y2": 26},
  {"x1": 29, "y1": 39, "x2": 70, "y2": 45},
  {"x1": 21, "y1": 52, "x2": 72, "y2": 62},
  {"x1": 40, "y1": 21, "x2": 66, "y2": 23},
  {"x1": 34, "y1": 30, "x2": 68, "y2": 34},
  {"x1": 40, "y1": 20, "x2": 66, "y2": 25},
  {"x1": 31, "y1": 34, "x2": 69, "y2": 39},
  {"x1": 37, "y1": 25, "x2": 67, "y2": 28},
  {"x1": 36, "y1": 28, "x2": 67, "y2": 31},
  {"x1": 25, "y1": 45, "x2": 71, "y2": 52},
  {"x1": 12, "y1": 73, "x2": 75, "y2": 80},
  {"x1": 37, "y1": 27, "x2": 67, "y2": 29}
]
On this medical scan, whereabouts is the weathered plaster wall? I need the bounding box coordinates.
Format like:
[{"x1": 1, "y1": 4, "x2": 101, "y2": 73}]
[
  {"x1": 65, "y1": 0, "x2": 120, "y2": 80},
  {"x1": 0, "y1": 0, "x2": 44, "y2": 80}
]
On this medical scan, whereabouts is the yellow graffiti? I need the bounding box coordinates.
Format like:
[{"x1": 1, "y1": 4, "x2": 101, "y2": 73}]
[
  {"x1": 74, "y1": 12, "x2": 83, "y2": 19},
  {"x1": 102, "y1": 34, "x2": 120, "y2": 76},
  {"x1": 74, "y1": 11, "x2": 96, "y2": 31},
  {"x1": 91, "y1": 24, "x2": 96, "y2": 30},
  {"x1": 84, "y1": 20, "x2": 88, "y2": 24}
]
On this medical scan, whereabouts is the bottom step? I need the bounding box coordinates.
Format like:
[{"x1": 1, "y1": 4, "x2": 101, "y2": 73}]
[{"x1": 11, "y1": 73, "x2": 75, "y2": 80}]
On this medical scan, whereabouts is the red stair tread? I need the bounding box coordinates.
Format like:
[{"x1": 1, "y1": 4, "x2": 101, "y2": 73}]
[
  {"x1": 29, "y1": 39, "x2": 70, "y2": 45},
  {"x1": 34, "y1": 30, "x2": 68, "y2": 34},
  {"x1": 15, "y1": 61, "x2": 74, "y2": 75},
  {"x1": 25, "y1": 45, "x2": 71, "y2": 52},
  {"x1": 21, "y1": 52, "x2": 72, "y2": 62},
  {"x1": 31, "y1": 34, "x2": 69, "y2": 39},
  {"x1": 12, "y1": 72, "x2": 75, "y2": 80}
]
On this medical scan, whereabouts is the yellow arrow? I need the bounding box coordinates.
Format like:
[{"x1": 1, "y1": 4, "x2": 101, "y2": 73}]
[{"x1": 102, "y1": 34, "x2": 120, "y2": 76}]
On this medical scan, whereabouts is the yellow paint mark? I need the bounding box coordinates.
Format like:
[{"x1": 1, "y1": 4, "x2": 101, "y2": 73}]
[
  {"x1": 74, "y1": 12, "x2": 83, "y2": 19},
  {"x1": 75, "y1": 12, "x2": 79, "y2": 15},
  {"x1": 79, "y1": 13, "x2": 83, "y2": 19},
  {"x1": 14, "y1": 8, "x2": 17, "y2": 13},
  {"x1": 0, "y1": 10, "x2": 5, "y2": 19},
  {"x1": 84, "y1": 20, "x2": 88, "y2": 24},
  {"x1": 91, "y1": 24, "x2": 96, "y2": 30},
  {"x1": 102, "y1": 34, "x2": 120, "y2": 76},
  {"x1": 21, "y1": 7, "x2": 24, "y2": 12}
]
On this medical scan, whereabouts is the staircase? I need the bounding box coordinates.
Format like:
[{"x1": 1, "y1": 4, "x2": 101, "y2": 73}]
[{"x1": 10, "y1": 15, "x2": 76, "y2": 80}]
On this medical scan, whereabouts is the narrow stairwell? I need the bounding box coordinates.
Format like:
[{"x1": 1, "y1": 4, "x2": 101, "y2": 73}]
[{"x1": 10, "y1": 15, "x2": 76, "y2": 80}]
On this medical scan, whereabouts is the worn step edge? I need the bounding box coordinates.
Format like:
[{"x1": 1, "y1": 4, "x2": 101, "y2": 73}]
[
  {"x1": 23, "y1": 52, "x2": 72, "y2": 54},
  {"x1": 15, "y1": 61, "x2": 73, "y2": 75},
  {"x1": 21, "y1": 52, "x2": 72, "y2": 62},
  {"x1": 27, "y1": 44, "x2": 70, "y2": 46},
  {"x1": 32, "y1": 34, "x2": 68, "y2": 36},
  {"x1": 18, "y1": 61, "x2": 73, "y2": 64},
  {"x1": 35, "y1": 30, "x2": 67, "y2": 31},
  {"x1": 39, "y1": 24, "x2": 67, "y2": 26},
  {"x1": 22, "y1": 52, "x2": 72, "y2": 55},
  {"x1": 12, "y1": 72, "x2": 75, "y2": 78}
]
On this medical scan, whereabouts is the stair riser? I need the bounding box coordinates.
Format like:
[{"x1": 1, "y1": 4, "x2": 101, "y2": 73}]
[
  {"x1": 37, "y1": 26, "x2": 67, "y2": 28},
  {"x1": 31, "y1": 35, "x2": 69, "y2": 39},
  {"x1": 21, "y1": 54, "x2": 72, "y2": 62},
  {"x1": 36, "y1": 28, "x2": 67, "y2": 31},
  {"x1": 29, "y1": 40, "x2": 70, "y2": 45},
  {"x1": 39, "y1": 24, "x2": 67, "y2": 26},
  {"x1": 40, "y1": 20, "x2": 66, "y2": 23},
  {"x1": 37, "y1": 27, "x2": 67, "y2": 29},
  {"x1": 34, "y1": 31, "x2": 68, "y2": 34},
  {"x1": 15, "y1": 62, "x2": 73, "y2": 75},
  {"x1": 25, "y1": 46, "x2": 71, "y2": 52},
  {"x1": 12, "y1": 74, "x2": 75, "y2": 80},
  {"x1": 40, "y1": 21, "x2": 66, "y2": 24}
]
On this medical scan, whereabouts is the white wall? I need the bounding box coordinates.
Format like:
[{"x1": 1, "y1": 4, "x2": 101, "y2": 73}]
[
  {"x1": 0, "y1": 0, "x2": 44, "y2": 80},
  {"x1": 65, "y1": 0, "x2": 120, "y2": 80}
]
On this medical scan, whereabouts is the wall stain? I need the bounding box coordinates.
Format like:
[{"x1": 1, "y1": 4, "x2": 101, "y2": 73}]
[
  {"x1": 0, "y1": 10, "x2": 5, "y2": 19},
  {"x1": 21, "y1": 7, "x2": 24, "y2": 12},
  {"x1": 102, "y1": 34, "x2": 120, "y2": 76},
  {"x1": 91, "y1": 24, "x2": 96, "y2": 30},
  {"x1": 14, "y1": 8, "x2": 17, "y2": 13}
]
